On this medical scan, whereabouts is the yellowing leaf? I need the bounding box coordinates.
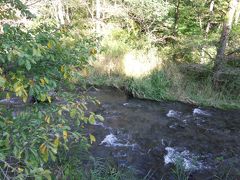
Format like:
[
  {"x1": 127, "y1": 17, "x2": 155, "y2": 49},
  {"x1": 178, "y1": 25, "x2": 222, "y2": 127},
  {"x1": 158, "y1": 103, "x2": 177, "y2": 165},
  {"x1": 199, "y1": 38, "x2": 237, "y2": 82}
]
[
  {"x1": 60, "y1": 65, "x2": 65, "y2": 72},
  {"x1": 40, "y1": 78, "x2": 45, "y2": 86},
  {"x1": 63, "y1": 73, "x2": 68, "y2": 79},
  {"x1": 18, "y1": 167, "x2": 24, "y2": 173},
  {"x1": 40, "y1": 143, "x2": 47, "y2": 154},
  {"x1": 53, "y1": 137, "x2": 59, "y2": 148},
  {"x1": 22, "y1": 95, "x2": 28, "y2": 103},
  {"x1": 58, "y1": 110, "x2": 62, "y2": 116},
  {"x1": 47, "y1": 42, "x2": 52, "y2": 49},
  {"x1": 6, "y1": 93, "x2": 10, "y2": 99},
  {"x1": 44, "y1": 77, "x2": 49, "y2": 84},
  {"x1": 29, "y1": 80, "x2": 34, "y2": 86},
  {"x1": 89, "y1": 134, "x2": 96, "y2": 144},
  {"x1": 90, "y1": 48, "x2": 97, "y2": 55},
  {"x1": 14, "y1": 85, "x2": 22, "y2": 93},
  {"x1": 47, "y1": 96, "x2": 51, "y2": 103},
  {"x1": 44, "y1": 116, "x2": 50, "y2": 124},
  {"x1": 63, "y1": 130, "x2": 68, "y2": 140},
  {"x1": 23, "y1": 89, "x2": 28, "y2": 96},
  {"x1": 5, "y1": 120, "x2": 13, "y2": 124}
]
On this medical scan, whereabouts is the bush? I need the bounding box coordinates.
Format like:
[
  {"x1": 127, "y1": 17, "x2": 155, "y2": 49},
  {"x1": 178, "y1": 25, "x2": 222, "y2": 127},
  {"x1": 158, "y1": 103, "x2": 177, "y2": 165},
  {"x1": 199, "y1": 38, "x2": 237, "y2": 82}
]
[
  {"x1": 0, "y1": 24, "x2": 95, "y2": 102},
  {"x1": 0, "y1": 91, "x2": 104, "y2": 179},
  {"x1": 0, "y1": 24, "x2": 100, "y2": 178}
]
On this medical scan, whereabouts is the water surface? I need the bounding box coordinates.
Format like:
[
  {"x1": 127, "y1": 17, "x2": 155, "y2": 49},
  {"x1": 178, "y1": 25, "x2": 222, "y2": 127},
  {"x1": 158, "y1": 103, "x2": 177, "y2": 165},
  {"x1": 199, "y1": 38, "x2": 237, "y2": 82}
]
[{"x1": 86, "y1": 87, "x2": 240, "y2": 179}]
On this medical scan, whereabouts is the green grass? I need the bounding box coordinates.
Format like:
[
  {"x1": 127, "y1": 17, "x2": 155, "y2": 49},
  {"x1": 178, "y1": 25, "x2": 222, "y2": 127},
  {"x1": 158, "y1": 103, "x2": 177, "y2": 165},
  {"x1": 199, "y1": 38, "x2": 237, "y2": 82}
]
[
  {"x1": 128, "y1": 70, "x2": 170, "y2": 101},
  {"x1": 85, "y1": 64, "x2": 240, "y2": 109},
  {"x1": 171, "y1": 159, "x2": 189, "y2": 180},
  {"x1": 176, "y1": 79, "x2": 240, "y2": 109}
]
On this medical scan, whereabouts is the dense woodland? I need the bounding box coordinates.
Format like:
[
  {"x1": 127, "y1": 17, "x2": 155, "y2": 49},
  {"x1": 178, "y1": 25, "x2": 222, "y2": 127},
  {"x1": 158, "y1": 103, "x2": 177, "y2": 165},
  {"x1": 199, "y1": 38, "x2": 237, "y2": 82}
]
[{"x1": 0, "y1": 0, "x2": 240, "y2": 179}]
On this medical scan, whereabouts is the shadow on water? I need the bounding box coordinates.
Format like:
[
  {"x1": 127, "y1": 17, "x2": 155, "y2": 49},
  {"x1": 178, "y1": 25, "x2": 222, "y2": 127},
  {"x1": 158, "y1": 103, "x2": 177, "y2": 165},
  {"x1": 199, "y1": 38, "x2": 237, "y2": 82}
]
[{"x1": 86, "y1": 87, "x2": 240, "y2": 180}]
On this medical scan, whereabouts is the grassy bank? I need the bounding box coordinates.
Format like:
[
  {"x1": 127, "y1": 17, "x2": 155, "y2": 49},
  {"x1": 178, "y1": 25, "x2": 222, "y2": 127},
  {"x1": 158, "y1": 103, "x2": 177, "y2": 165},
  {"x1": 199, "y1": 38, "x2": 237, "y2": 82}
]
[
  {"x1": 83, "y1": 53, "x2": 240, "y2": 110},
  {"x1": 80, "y1": 26, "x2": 240, "y2": 109}
]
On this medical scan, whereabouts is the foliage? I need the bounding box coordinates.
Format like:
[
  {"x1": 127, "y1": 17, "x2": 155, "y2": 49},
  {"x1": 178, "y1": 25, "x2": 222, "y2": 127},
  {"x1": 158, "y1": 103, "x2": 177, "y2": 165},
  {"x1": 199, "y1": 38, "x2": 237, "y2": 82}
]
[
  {"x1": 128, "y1": 70, "x2": 170, "y2": 100},
  {"x1": 0, "y1": 90, "x2": 104, "y2": 179},
  {"x1": 0, "y1": 23, "x2": 95, "y2": 102},
  {"x1": 0, "y1": 0, "x2": 104, "y2": 178},
  {"x1": 89, "y1": 158, "x2": 136, "y2": 180},
  {"x1": 1, "y1": 0, "x2": 240, "y2": 178},
  {"x1": 0, "y1": 2, "x2": 99, "y2": 178},
  {"x1": 0, "y1": 0, "x2": 33, "y2": 20},
  {"x1": 124, "y1": 0, "x2": 171, "y2": 34}
]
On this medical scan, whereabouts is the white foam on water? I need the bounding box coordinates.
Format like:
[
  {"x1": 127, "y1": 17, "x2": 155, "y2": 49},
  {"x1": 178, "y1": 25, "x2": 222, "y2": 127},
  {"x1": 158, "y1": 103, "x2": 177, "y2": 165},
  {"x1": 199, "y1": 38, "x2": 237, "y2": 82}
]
[
  {"x1": 94, "y1": 122, "x2": 104, "y2": 127},
  {"x1": 182, "y1": 119, "x2": 187, "y2": 124},
  {"x1": 169, "y1": 123, "x2": 178, "y2": 129},
  {"x1": 100, "y1": 134, "x2": 118, "y2": 146},
  {"x1": 193, "y1": 108, "x2": 211, "y2": 116},
  {"x1": 166, "y1": 110, "x2": 182, "y2": 119},
  {"x1": 164, "y1": 147, "x2": 208, "y2": 171},
  {"x1": 0, "y1": 98, "x2": 20, "y2": 104},
  {"x1": 123, "y1": 102, "x2": 142, "y2": 108},
  {"x1": 100, "y1": 133, "x2": 135, "y2": 147}
]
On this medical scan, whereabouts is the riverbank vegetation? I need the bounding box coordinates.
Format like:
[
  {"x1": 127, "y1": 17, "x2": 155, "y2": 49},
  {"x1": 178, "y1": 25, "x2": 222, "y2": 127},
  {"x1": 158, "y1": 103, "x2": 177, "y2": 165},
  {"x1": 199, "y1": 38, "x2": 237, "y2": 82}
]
[
  {"x1": 85, "y1": 0, "x2": 240, "y2": 109},
  {"x1": 0, "y1": 0, "x2": 240, "y2": 179}
]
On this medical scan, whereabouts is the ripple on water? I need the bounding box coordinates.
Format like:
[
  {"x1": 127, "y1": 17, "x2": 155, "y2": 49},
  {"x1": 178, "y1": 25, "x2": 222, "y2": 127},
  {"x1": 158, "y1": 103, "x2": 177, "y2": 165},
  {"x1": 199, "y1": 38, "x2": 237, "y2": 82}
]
[
  {"x1": 166, "y1": 110, "x2": 182, "y2": 119},
  {"x1": 0, "y1": 98, "x2": 22, "y2": 104},
  {"x1": 123, "y1": 102, "x2": 142, "y2": 108},
  {"x1": 193, "y1": 108, "x2": 211, "y2": 116},
  {"x1": 100, "y1": 133, "x2": 136, "y2": 148},
  {"x1": 164, "y1": 147, "x2": 209, "y2": 171}
]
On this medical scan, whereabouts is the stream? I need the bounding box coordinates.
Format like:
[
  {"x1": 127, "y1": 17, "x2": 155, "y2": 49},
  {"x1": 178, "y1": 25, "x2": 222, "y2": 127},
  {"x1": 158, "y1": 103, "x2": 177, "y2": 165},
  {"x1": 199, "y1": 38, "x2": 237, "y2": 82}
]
[{"x1": 86, "y1": 87, "x2": 240, "y2": 179}]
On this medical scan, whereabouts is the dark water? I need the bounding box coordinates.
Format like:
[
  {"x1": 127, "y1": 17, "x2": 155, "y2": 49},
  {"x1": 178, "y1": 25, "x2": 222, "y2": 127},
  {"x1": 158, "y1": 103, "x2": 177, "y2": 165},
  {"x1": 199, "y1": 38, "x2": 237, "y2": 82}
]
[{"x1": 86, "y1": 87, "x2": 240, "y2": 180}]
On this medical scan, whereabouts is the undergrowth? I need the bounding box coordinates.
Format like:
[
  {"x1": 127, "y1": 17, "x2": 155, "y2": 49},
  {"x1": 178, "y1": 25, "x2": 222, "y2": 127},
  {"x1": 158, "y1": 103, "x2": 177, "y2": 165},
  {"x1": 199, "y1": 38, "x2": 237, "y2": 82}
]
[{"x1": 85, "y1": 63, "x2": 240, "y2": 109}]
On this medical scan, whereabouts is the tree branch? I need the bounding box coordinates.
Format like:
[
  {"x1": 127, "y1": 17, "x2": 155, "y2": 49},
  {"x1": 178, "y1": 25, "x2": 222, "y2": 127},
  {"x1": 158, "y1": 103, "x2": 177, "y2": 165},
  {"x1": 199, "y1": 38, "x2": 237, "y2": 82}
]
[
  {"x1": 202, "y1": 49, "x2": 214, "y2": 60},
  {"x1": 227, "y1": 47, "x2": 240, "y2": 56}
]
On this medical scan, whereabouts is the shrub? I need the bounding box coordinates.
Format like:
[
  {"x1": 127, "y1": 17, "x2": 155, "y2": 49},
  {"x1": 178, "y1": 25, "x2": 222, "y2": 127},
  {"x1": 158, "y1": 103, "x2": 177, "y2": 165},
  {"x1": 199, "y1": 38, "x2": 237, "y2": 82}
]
[{"x1": 0, "y1": 23, "x2": 99, "y2": 178}]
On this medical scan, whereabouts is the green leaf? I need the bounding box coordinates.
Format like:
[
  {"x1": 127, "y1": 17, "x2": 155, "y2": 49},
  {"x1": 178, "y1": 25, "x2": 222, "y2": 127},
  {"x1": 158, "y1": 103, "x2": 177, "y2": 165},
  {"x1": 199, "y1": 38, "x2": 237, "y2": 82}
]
[
  {"x1": 89, "y1": 114, "x2": 95, "y2": 125},
  {"x1": 0, "y1": 76, "x2": 6, "y2": 87},
  {"x1": 89, "y1": 134, "x2": 96, "y2": 144},
  {"x1": 70, "y1": 109, "x2": 77, "y2": 118},
  {"x1": 42, "y1": 170, "x2": 52, "y2": 180},
  {"x1": 0, "y1": 153, "x2": 5, "y2": 160},
  {"x1": 42, "y1": 150, "x2": 48, "y2": 162},
  {"x1": 95, "y1": 115, "x2": 104, "y2": 122},
  {"x1": 49, "y1": 151, "x2": 56, "y2": 162},
  {"x1": 25, "y1": 60, "x2": 31, "y2": 70}
]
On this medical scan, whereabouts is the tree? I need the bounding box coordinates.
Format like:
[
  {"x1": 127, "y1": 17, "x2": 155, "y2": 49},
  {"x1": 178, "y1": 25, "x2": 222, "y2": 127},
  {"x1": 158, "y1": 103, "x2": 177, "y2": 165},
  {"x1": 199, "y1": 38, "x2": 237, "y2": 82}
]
[
  {"x1": 96, "y1": 0, "x2": 101, "y2": 34},
  {"x1": 173, "y1": 0, "x2": 180, "y2": 37},
  {"x1": 214, "y1": 0, "x2": 239, "y2": 71}
]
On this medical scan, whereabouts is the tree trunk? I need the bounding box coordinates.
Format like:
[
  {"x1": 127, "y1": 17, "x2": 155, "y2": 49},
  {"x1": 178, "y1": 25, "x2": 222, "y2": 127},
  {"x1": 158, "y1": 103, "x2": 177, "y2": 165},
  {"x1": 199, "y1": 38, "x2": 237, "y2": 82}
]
[
  {"x1": 172, "y1": 0, "x2": 180, "y2": 61},
  {"x1": 235, "y1": 2, "x2": 240, "y2": 24},
  {"x1": 214, "y1": 0, "x2": 239, "y2": 71},
  {"x1": 201, "y1": 0, "x2": 214, "y2": 64},
  {"x1": 213, "y1": 0, "x2": 239, "y2": 87},
  {"x1": 205, "y1": 0, "x2": 214, "y2": 35},
  {"x1": 173, "y1": 0, "x2": 180, "y2": 37},
  {"x1": 65, "y1": 4, "x2": 71, "y2": 25},
  {"x1": 52, "y1": 0, "x2": 66, "y2": 26},
  {"x1": 96, "y1": 0, "x2": 101, "y2": 34}
]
